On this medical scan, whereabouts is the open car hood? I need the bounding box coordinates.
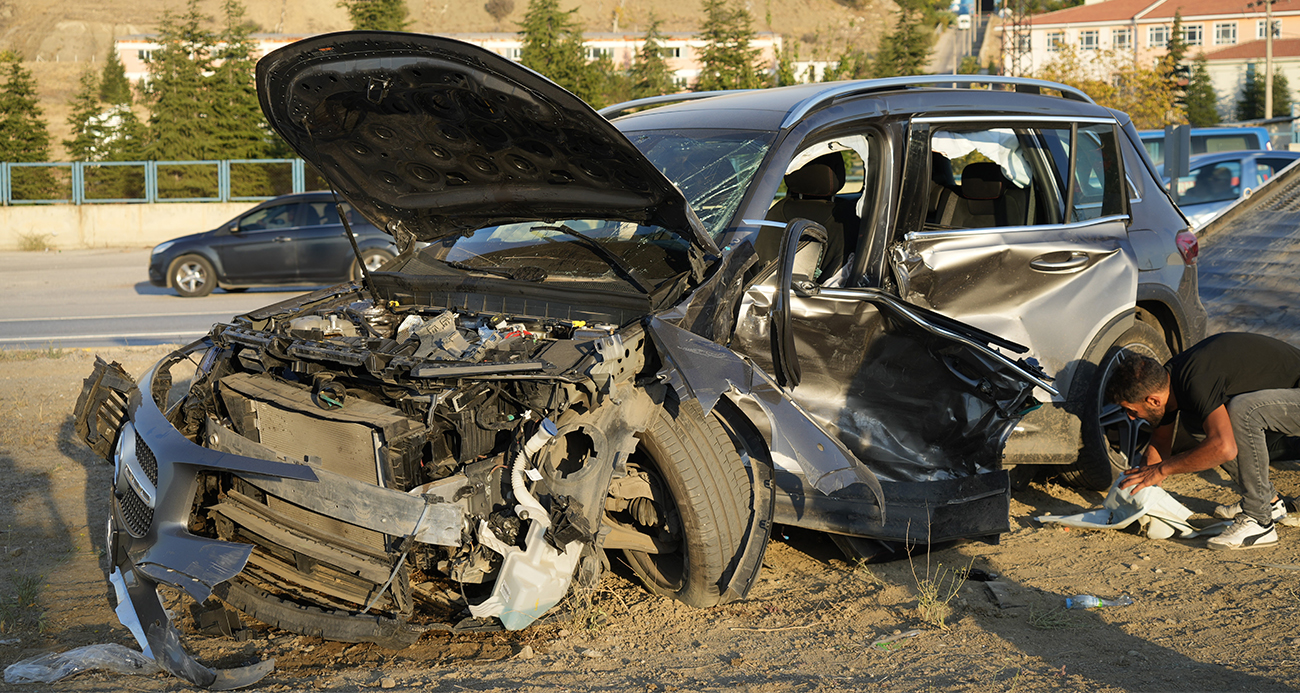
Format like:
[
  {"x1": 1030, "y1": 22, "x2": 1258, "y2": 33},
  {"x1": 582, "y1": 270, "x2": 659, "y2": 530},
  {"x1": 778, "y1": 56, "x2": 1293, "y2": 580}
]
[{"x1": 256, "y1": 31, "x2": 716, "y2": 253}]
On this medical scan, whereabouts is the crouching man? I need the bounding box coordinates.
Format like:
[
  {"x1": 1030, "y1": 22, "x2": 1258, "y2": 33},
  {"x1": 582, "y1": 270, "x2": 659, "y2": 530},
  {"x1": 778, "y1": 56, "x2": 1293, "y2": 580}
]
[{"x1": 1110, "y1": 332, "x2": 1300, "y2": 550}]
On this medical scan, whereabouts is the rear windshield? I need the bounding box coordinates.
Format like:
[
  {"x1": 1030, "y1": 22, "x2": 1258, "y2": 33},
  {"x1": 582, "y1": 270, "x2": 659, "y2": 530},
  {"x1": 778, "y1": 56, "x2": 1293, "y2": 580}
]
[{"x1": 620, "y1": 128, "x2": 775, "y2": 238}]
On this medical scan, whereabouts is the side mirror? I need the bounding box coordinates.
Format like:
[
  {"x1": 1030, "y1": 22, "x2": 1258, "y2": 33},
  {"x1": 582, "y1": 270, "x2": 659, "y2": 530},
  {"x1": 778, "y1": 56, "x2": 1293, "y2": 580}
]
[{"x1": 770, "y1": 219, "x2": 827, "y2": 389}]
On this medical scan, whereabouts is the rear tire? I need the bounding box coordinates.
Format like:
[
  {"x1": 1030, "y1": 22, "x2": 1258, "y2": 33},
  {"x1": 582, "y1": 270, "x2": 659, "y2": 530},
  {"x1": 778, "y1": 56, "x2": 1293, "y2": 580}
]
[
  {"x1": 617, "y1": 398, "x2": 751, "y2": 608},
  {"x1": 1062, "y1": 320, "x2": 1170, "y2": 491},
  {"x1": 350, "y1": 248, "x2": 394, "y2": 282}
]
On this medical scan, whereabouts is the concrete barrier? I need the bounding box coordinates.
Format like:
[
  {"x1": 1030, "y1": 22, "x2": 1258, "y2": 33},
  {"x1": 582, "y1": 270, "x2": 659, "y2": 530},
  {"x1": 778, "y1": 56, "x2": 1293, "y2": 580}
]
[{"x1": 0, "y1": 202, "x2": 262, "y2": 250}]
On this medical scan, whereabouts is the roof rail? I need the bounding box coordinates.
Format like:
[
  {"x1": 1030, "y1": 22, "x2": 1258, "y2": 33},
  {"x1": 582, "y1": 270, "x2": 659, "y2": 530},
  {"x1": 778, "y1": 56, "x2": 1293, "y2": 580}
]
[
  {"x1": 780, "y1": 76, "x2": 1095, "y2": 129},
  {"x1": 597, "y1": 90, "x2": 753, "y2": 119}
]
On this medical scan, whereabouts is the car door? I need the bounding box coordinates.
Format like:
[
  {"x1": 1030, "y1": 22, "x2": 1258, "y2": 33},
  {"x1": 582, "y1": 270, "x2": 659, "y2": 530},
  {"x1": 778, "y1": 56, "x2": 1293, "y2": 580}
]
[
  {"x1": 213, "y1": 201, "x2": 304, "y2": 283},
  {"x1": 292, "y1": 199, "x2": 358, "y2": 282},
  {"x1": 887, "y1": 117, "x2": 1137, "y2": 455},
  {"x1": 729, "y1": 130, "x2": 1050, "y2": 544}
]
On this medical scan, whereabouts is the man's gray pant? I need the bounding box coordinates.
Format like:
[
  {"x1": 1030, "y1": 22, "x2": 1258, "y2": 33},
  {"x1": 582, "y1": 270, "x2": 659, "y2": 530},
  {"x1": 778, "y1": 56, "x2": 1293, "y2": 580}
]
[{"x1": 1222, "y1": 388, "x2": 1300, "y2": 523}]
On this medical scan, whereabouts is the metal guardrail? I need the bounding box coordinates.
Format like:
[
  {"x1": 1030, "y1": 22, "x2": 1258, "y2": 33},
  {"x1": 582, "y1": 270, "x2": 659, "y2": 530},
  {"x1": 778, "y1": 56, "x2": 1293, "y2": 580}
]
[{"x1": 0, "y1": 158, "x2": 316, "y2": 205}]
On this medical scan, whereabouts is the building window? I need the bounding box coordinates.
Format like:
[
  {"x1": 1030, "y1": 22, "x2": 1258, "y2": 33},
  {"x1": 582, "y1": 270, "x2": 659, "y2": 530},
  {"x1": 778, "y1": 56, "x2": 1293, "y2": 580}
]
[
  {"x1": 137, "y1": 49, "x2": 153, "y2": 61},
  {"x1": 1214, "y1": 22, "x2": 1237, "y2": 45},
  {"x1": 1257, "y1": 19, "x2": 1282, "y2": 39},
  {"x1": 1113, "y1": 28, "x2": 1131, "y2": 50},
  {"x1": 1183, "y1": 24, "x2": 1203, "y2": 46},
  {"x1": 1080, "y1": 30, "x2": 1099, "y2": 50},
  {"x1": 1148, "y1": 25, "x2": 1169, "y2": 48},
  {"x1": 586, "y1": 47, "x2": 613, "y2": 60},
  {"x1": 1047, "y1": 31, "x2": 1065, "y2": 52},
  {"x1": 505, "y1": 47, "x2": 521, "y2": 60},
  {"x1": 661, "y1": 46, "x2": 681, "y2": 59}
]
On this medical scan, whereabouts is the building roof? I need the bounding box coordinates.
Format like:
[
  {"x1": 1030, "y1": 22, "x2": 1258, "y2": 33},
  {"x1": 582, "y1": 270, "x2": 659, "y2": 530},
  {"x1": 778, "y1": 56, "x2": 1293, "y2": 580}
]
[
  {"x1": 1203, "y1": 36, "x2": 1300, "y2": 59},
  {"x1": 1029, "y1": 0, "x2": 1300, "y2": 26}
]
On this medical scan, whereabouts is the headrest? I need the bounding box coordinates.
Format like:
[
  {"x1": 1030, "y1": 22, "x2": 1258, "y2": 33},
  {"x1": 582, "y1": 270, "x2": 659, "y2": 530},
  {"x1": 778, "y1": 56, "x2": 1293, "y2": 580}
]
[
  {"x1": 960, "y1": 161, "x2": 1006, "y2": 200},
  {"x1": 785, "y1": 153, "x2": 846, "y2": 197},
  {"x1": 931, "y1": 152, "x2": 956, "y2": 189}
]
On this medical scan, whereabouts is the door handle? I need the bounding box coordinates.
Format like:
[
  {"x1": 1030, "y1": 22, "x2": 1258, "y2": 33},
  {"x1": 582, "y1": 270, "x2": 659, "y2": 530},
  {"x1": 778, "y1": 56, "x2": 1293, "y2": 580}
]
[
  {"x1": 1030, "y1": 251, "x2": 1089, "y2": 273},
  {"x1": 274, "y1": 236, "x2": 292, "y2": 243}
]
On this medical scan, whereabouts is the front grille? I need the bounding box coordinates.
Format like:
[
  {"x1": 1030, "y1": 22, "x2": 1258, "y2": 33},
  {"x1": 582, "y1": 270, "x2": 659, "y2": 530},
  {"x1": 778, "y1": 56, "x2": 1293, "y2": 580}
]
[
  {"x1": 117, "y1": 486, "x2": 153, "y2": 537},
  {"x1": 135, "y1": 433, "x2": 158, "y2": 484}
]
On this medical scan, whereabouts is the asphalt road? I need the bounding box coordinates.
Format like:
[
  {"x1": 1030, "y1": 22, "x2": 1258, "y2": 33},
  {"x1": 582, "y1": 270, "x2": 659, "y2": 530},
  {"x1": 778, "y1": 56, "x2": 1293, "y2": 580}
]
[{"x1": 0, "y1": 248, "x2": 315, "y2": 350}]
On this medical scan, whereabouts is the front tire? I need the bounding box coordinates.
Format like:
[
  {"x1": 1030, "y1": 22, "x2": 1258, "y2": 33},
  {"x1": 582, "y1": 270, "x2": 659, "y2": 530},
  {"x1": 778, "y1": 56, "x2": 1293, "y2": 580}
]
[
  {"x1": 1063, "y1": 320, "x2": 1170, "y2": 490},
  {"x1": 168, "y1": 255, "x2": 216, "y2": 297},
  {"x1": 615, "y1": 398, "x2": 751, "y2": 608}
]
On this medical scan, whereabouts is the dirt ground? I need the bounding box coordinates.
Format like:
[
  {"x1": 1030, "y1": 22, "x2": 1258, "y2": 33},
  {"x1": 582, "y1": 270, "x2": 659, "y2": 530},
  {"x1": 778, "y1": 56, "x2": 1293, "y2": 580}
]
[{"x1": 3, "y1": 345, "x2": 1300, "y2": 692}]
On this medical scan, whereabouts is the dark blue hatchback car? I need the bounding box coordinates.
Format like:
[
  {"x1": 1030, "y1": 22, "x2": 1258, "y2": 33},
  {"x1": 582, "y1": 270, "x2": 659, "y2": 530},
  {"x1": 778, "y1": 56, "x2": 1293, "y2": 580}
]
[{"x1": 147, "y1": 191, "x2": 397, "y2": 296}]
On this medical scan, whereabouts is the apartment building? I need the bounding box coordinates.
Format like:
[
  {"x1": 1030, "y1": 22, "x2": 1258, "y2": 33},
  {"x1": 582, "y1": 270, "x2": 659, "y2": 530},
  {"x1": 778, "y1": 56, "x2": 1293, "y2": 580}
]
[
  {"x1": 114, "y1": 31, "x2": 782, "y2": 92},
  {"x1": 999, "y1": 0, "x2": 1300, "y2": 116}
]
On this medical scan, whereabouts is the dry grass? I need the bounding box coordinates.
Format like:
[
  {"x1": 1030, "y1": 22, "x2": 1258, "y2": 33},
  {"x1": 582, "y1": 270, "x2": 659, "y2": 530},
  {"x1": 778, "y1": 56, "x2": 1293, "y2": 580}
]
[
  {"x1": 0, "y1": 574, "x2": 48, "y2": 635},
  {"x1": 0, "y1": 345, "x2": 69, "y2": 362},
  {"x1": 15, "y1": 232, "x2": 55, "y2": 252}
]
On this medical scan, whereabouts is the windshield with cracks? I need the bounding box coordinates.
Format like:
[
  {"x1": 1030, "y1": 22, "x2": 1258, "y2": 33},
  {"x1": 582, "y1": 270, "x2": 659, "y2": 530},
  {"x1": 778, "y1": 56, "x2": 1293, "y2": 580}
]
[{"x1": 622, "y1": 129, "x2": 774, "y2": 238}]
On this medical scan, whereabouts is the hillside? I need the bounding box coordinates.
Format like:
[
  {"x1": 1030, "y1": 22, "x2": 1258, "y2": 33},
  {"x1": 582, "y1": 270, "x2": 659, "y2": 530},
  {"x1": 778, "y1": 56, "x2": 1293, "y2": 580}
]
[{"x1": 0, "y1": 0, "x2": 897, "y2": 159}]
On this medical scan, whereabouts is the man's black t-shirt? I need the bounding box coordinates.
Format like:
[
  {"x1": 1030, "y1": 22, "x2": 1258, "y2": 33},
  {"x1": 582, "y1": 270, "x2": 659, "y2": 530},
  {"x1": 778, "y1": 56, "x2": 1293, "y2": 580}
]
[{"x1": 1163, "y1": 332, "x2": 1300, "y2": 433}]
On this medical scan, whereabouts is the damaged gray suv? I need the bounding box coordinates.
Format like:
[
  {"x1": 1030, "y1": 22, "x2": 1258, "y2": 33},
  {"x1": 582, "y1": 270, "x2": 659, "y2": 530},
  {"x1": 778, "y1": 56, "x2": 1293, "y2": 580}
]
[{"x1": 73, "y1": 31, "x2": 1201, "y2": 687}]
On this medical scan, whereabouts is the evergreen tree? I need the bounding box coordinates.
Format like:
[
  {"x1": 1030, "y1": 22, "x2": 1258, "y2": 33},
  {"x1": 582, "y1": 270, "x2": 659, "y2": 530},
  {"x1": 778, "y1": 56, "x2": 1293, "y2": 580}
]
[
  {"x1": 212, "y1": 0, "x2": 276, "y2": 194},
  {"x1": 485, "y1": 0, "x2": 515, "y2": 29},
  {"x1": 1236, "y1": 66, "x2": 1292, "y2": 120},
  {"x1": 695, "y1": 0, "x2": 764, "y2": 90},
  {"x1": 0, "y1": 51, "x2": 56, "y2": 199},
  {"x1": 143, "y1": 0, "x2": 220, "y2": 161},
  {"x1": 518, "y1": 0, "x2": 598, "y2": 102},
  {"x1": 872, "y1": 5, "x2": 931, "y2": 78},
  {"x1": 1162, "y1": 12, "x2": 1189, "y2": 108},
  {"x1": 338, "y1": 0, "x2": 410, "y2": 31},
  {"x1": 99, "y1": 47, "x2": 134, "y2": 106},
  {"x1": 631, "y1": 17, "x2": 675, "y2": 98},
  {"x1": 1184, "y1": 53, "x2": 1221, "y2": 126},
  {"x1": 64, "y1": 71, "x2": 103, "y2": 161}
]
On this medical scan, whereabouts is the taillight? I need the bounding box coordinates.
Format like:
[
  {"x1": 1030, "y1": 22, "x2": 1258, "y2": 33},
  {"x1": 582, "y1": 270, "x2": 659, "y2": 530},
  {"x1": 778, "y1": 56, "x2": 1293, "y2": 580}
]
[{"x1": 1175, "y1": 229, "x2": 1199, "y2": 264}]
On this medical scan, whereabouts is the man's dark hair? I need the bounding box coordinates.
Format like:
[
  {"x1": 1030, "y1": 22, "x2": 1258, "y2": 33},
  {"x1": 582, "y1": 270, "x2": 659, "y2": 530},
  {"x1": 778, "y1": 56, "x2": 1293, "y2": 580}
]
[{"x1": 1104, "y1": 351, "x2": 1169, "y2": 404}]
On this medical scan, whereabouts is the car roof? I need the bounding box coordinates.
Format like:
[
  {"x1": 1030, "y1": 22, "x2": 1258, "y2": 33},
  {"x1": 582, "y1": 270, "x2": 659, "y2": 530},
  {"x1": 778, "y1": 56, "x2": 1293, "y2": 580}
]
[
  {"x1": 1187, "y1": 149, "x2": 1300, "y2": 165},
  {"x1": 605, "y1": 76, "x2": 1103, "y2": 133}
]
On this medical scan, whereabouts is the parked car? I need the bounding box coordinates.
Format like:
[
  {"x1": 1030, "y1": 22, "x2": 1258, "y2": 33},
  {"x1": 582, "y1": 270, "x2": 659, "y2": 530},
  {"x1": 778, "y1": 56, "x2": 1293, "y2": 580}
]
[
  {"x1": 73, "y1": 32, "x2": 1203, "y2": 686},
  {"x1": 1166, "y1": 149, "x2": 1300, "y2": 227},
  {"x1": 1139, "y1": 126, "x2": 1274, "y2": 173},
  {"x1": 147, "y1": 191, "x2": 397, "y2": 297}
]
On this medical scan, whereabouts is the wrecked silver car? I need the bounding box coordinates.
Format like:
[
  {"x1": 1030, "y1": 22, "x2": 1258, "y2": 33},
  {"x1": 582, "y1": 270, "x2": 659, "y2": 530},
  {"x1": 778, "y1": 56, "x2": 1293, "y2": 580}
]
[{"x1": 74, "y1": 33, "x2": 1057, "y2": 687}]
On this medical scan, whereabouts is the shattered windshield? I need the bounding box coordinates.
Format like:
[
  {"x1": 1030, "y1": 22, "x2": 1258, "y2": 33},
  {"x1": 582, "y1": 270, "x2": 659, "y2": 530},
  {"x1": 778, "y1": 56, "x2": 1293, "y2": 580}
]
[
  {"x1": 622, "y1": 129, "x2": 774, "y2": 238},
  {"x1": 399, "y1": 220, "x2": 696, "y2": 292}
]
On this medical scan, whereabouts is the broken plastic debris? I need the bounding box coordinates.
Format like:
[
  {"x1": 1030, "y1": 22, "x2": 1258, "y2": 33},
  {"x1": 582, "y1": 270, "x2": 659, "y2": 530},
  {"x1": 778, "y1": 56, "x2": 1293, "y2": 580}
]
[
  {"x1": 1065, "y1": 594, "x2": 1134, "y2": 609},
  {"x1": 871, "y1": 630, "x2": 920, "y2": 648},
  {"x1": 4, "y1": 644, "x2": 160, "y2": 684},
  {"x1": 1035, "y1": 478, "x2": 1224, "y2": 539}
]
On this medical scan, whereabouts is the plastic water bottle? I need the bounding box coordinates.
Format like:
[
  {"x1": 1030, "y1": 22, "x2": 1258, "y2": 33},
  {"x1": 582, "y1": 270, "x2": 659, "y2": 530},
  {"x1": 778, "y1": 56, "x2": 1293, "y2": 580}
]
[{"x1": 1066, "y1": 594, "x2": 1134, "y2": 609}]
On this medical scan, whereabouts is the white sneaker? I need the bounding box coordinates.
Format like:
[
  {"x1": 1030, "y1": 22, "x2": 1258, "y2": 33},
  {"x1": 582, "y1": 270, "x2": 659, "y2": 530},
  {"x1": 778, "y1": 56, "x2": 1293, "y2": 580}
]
[
  {"x1": 1207, "y1": 515, "x2": 1279, "y2": 551},
  {"x1": 1214, "y1": 498, "x2": 1289, "y2": 524}
]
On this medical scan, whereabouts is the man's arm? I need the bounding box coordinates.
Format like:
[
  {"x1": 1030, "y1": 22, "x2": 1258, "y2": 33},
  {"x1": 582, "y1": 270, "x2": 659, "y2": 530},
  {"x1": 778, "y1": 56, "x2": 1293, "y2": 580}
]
[{"x1": 1120, "y1": 404, "x2": 1237, "y2": 491}]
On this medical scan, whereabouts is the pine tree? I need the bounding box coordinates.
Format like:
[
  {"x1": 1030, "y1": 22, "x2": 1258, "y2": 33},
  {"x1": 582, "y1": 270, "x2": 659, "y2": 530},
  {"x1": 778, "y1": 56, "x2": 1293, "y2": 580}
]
[
  {"x1": 1162, "y1": 12, "x2": 1189, "y2": 108},
  {"x1": 1184, "y1": 53, "x2": 1221, "y2": 126},
  {"x1": 695, "y1": 0, "x2": 764, "y2": 90},
  {"x1": 518, "y1": 0, "x2": 598, "y2": 102},
  {"x1": 773, "y1": 45, "x2": 798, "y2": 86},
  {"x1": 143, "y1": 0, "x2": 220, "y2": 161},
  {"x1": 873, "y1": 6, "x2": 931, "y2": 78},
  {"x1": 211, "y1": 0, "x2": 276, "y2": 195},
  {"x1": 1236, "y1": 66, "x2": 1292, "y2": 120},
  {"x1": 631, "y1": 17, "x2": 675, "y2": 98},
  {"x1": 64, "y1": 71, "x2": 103, "y2": 161},
  {"x1": 823, "y1": 48, "x2": 871, "y2": 81},
  {"x1": 338, "y1": 0, "x2": 410, "y2": 31},
  {"x1": 100, "y1": 47, "x2": 134, "y2": 106},
  {"x1": 0, "y1": 51, "x2": 56, "y2": 199},
  {"x1": 485, "y1": 0, "x2": 515, "y2": 29}
]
